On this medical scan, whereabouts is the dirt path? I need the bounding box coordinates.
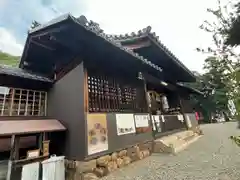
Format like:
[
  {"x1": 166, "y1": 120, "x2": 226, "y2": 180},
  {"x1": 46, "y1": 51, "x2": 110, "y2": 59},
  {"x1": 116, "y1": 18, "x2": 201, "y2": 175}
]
[{"x1": 103, "y1": 122, "x2": 240, "y2": 180}]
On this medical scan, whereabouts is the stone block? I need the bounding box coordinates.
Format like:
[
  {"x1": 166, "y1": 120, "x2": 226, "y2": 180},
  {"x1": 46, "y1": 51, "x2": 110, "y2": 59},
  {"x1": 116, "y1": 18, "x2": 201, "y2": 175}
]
[
  {"x1": 122, "y1": 156, "x2": 131, "y2": 165},
  {"x1": 94, "y1": 167, "x2": 107, "y2": 177},
  {"x1": 96, "y1": 155, "x2": 111, "y2": 167},
  {"x1": 106, "y1": 161, "x2": 118, "y2": 173},
  {"x1": 142, "y1": 150, "x2": 150, "y2": 158},
  {"x1": 138, "y1": 142, "x2": 145, "y2": 150},
  {"x1": 116, "y1": 158, "x2": 124, "y2": 168},
  {"x1": 127, "y1": 147, "x2": 138, "y2": 162},
  {"x1": 111, "y1": 152, "x2": 118, "y2": 161},
  {"x1": 118, "y1": 150, "x2": 127, "y2": 157},
  {"x1": 75, "y1": 160, "x2": 97, "y2": 173},
  {"x1": 82, "y1": 173, "x2": 99, "y2": 180}
]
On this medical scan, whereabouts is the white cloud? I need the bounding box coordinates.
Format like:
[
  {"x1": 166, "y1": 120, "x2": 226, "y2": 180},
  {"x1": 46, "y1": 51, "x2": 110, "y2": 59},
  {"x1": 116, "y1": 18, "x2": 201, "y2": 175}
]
[
  {"x1": 0, "y1": 0, "x2": 225, "y2": 72},
  {"x1": 0, "y1": 27, "x2": 23, "y2": 56},
  {"x1": 84, "y1": 0, "x2": 221, "y2": 73}
]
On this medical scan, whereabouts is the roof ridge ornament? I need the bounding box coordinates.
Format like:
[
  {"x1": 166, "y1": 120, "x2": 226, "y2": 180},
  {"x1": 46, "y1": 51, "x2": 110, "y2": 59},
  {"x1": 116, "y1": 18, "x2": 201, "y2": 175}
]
[
  {"x1": 142, "y1": 26, "x2": 152, "y2": 34},
  {"x1": 77, "y1": 15, "x2": 103, "y2": 33},
  {"x1": 28, "y1": 20, "x2": 41, "y2": 33}
]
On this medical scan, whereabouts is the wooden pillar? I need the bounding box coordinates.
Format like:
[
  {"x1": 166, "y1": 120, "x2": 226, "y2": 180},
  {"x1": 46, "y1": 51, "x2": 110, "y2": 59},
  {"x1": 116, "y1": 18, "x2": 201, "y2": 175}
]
[
  {"x1": 37, "y1": 133, "x2": 43, "y2": 153},
  {"x1": 178, "y1": 93, "x2": 188, "y2": 129},
  {"x1": 7, "y1": 135, "x2": 19, "y2": 180},
  {"x1": 142, "y1": 74, "x2": 156, "y2": 139}
]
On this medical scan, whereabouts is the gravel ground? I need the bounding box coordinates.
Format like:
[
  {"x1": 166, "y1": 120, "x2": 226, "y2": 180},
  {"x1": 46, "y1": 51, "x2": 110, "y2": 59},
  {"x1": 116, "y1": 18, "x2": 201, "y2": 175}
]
[{"x1": 102, "y1": 122, "x2": 240, "y2": 180}]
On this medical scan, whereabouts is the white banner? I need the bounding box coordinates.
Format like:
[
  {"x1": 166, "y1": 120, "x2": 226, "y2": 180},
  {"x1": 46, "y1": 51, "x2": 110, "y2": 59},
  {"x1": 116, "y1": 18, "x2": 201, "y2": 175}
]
[
  {"x1": 152, "y1": 115, "x2": 161, "y2": 132},
  {"x1": 116, "y1": 114, "x2": 136, "y2": 135}
]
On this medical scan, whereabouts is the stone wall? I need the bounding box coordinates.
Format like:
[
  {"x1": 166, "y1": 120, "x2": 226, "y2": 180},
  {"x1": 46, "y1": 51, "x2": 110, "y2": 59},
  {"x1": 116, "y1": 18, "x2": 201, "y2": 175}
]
[{"x1": 65, "y1": 141, "x2": 153, "y2": 180}]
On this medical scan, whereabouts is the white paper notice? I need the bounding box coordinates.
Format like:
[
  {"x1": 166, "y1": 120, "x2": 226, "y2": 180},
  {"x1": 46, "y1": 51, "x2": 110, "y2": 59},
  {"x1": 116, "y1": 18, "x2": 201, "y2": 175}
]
[
  {"x1": 186, "y1": 115, "x2": 192, "y2": 128},
  {"x1": 177, "y1": 115, "x2": 184, "y2": 121},
  {"x1": 153, "y1": 115, "x2": 160, "y2": 123},
  {"x1": 116, "y1": 114, "x2": 136, "y2": 135},
  {"x1": 152, "y1": 116, "x2": 161, "y2": 132},
  {"x1": 161, "y1": 115, "x2": 165, "y2": 122},
  {"x1": 135, "y1": 115, "x2": 149, "y2": 128}
]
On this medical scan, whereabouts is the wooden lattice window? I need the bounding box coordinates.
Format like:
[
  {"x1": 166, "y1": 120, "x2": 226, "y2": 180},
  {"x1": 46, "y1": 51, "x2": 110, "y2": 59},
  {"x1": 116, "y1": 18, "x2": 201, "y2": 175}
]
[
  {"x1": 87, "y1": 72, "x2": 147, "y2": 113},
  {"x1": 0, "y1": 87, "x2": 47, "y2": 116}
]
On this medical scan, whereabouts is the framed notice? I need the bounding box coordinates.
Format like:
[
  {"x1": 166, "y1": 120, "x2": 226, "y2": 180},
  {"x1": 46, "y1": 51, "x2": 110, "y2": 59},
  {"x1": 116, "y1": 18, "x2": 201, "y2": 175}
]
[
  {"x1": 87, "y1": 114, "x2": 108, "y2": 155},
  {"x1": 116, "y1": 114, "x2": 136, "y2": 135},
  {"x1": 134, "y1": 115, "x2": 149, "y2": 128},
  {"x1": 135, "y1": 114, "x2": 151, "y2": 133}
]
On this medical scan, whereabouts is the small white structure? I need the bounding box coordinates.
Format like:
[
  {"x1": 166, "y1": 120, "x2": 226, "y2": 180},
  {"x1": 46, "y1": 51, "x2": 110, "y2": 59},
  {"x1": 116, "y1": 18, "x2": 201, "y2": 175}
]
[
  {"x1": 21, "y1": 162, "x2": 40, "y2": 180},
  {"x1": 42, "y1": 155, "x2": 65, "y2": 180}
]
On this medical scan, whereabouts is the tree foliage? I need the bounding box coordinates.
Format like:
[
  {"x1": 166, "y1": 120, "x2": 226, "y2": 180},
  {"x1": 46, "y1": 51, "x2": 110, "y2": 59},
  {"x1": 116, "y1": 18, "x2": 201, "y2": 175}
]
[
  {"x1": 0, "y1": 51, "x2": 20, "y2": 67},
  {"x1": 196, "y1": 0, "x2": 240, "y2": 119}
]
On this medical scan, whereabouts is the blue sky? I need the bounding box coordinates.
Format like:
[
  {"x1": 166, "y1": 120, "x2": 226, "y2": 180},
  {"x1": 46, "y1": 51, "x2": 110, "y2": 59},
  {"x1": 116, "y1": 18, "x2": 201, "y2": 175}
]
[
  {"x1": 0, "y1": 0, "x2": 221, "y2": 72},
  {"x1": 0, "y1": 0, "x2": 88, "y2": 42}
]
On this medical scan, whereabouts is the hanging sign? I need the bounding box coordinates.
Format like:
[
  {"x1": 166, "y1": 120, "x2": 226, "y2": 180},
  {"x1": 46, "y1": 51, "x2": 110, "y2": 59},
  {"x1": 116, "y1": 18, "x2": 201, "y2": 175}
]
[
  {"x1": 87, "y1": 114, "x2": 108, "y2": 155},
  {"x1": 116, "y1": 114, "x2": 136, "y2": 135}
]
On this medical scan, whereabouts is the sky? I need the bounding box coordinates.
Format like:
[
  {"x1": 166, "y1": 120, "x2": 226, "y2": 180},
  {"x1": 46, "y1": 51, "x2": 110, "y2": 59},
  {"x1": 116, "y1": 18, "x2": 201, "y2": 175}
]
[{"x1": 0, "y1": 0, "x2": 221, "y2": 72}]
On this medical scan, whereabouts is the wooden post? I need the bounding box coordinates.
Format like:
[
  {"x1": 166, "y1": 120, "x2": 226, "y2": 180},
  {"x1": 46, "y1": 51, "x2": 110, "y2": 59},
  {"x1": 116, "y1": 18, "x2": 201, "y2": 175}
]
[
  {"x1": 7, "y1": 135, "x2": 19, "y2": 180},
  {"x1": 178, "y1": 93, "x2": 188, "y2": 129},
  {"x1": 142, "y1": 74, "x2": 155, "y2": 139},
  {"x1": 37, "y1": 133, "x2": 43, "y2": 153}
]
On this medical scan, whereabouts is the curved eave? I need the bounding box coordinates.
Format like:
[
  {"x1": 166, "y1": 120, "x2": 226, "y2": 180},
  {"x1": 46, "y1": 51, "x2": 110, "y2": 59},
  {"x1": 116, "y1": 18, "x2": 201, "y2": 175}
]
[
  {"x1": 110, "y1": 27, "x2": 196, "y2": 82},
  {"x1": 19, "y1": 14, "x2": 164, "y2": 80},
  {"x1": 176, "y1": 83, "x2": 203, "y2": 96}
]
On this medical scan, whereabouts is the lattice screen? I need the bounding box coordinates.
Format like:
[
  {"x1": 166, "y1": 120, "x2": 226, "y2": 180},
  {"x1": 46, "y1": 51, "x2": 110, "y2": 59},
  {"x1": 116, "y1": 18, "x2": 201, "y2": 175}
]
[
  {"x1": 87, "y1": 73, "x2": 147, "y2": 113},
  {"x1": 0, "y1": 87, "x2": 47, "y2": 116}
]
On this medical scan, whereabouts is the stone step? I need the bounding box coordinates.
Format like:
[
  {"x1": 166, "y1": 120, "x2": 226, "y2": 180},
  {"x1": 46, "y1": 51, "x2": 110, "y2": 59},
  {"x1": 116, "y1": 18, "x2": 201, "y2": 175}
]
[
  {"x1": 154, "y1": 130, "x2": 202, "y2": 154},
  {"x1": 171, "y1": 134, "x2": 202, "y2": 154},
  {"x1": 156, "y1": 130, "x2": 195, "y2": 146}
]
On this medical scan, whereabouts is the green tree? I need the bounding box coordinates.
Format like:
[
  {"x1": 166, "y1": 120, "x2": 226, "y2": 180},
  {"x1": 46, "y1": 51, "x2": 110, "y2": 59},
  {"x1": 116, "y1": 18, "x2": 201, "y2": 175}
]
[
  {"x1": 0, "y1": 51, "x2": 20, "y2": 67},
  {"x1": 197, "y1": 0, "x2": 240, "y2": 118}
]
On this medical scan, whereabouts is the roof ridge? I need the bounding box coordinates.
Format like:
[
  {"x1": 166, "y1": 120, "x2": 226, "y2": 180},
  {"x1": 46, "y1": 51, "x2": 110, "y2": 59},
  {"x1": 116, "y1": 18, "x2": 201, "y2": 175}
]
[
  {"x1": 108, "y1": 27, "x2": 194, "y2": 78},
  {"x1": 108, "y1": 26, "x2": 152, "y2": 41},
  {"x1": 73, "y1": 16, "x2": 163, "y2": 72}
]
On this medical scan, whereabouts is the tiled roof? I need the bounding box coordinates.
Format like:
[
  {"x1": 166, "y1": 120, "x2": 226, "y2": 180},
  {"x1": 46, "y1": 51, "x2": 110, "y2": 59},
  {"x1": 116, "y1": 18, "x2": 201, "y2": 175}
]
[
  {"x1": 28, "y1": 14, "x2": 163, "y2": 72},
  {"x1": 0, "y1": 65, "x2": 53, "y2": 82},
  {"x1": 108, "y1": 26, "x2": 194, "y2": 77},
  {"x1": 74, "y1": 16, "x2": 163, "y2": 72}
]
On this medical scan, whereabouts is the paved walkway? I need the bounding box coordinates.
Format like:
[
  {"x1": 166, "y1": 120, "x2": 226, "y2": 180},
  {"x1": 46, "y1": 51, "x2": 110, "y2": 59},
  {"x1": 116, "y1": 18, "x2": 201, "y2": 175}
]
[{"x1": 103, "y1": 122, "x2": 240, "y2": 180}]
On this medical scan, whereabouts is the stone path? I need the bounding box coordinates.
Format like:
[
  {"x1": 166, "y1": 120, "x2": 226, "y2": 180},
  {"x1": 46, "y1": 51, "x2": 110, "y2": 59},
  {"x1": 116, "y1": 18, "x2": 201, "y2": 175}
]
[{"x1": 103, "y1": 122, "x2": 240, "y2": 180}]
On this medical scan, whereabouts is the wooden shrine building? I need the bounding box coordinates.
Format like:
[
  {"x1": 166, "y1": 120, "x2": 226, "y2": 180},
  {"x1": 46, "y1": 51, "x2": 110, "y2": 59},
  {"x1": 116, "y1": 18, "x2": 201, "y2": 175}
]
[{"x1": 0, "y1": 14, "x2": 202, "y2": 168}]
